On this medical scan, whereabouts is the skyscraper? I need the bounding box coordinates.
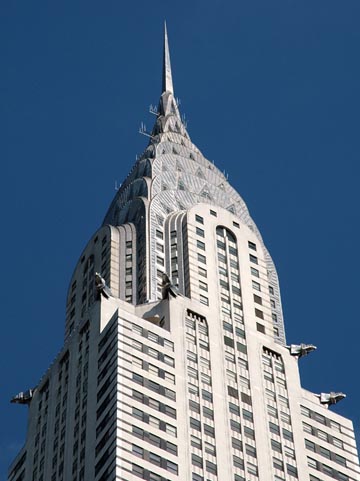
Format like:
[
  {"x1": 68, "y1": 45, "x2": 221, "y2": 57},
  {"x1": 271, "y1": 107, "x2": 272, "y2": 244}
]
[{"x1": 8, "y1": 26, "x2": 360, "y2": 481}]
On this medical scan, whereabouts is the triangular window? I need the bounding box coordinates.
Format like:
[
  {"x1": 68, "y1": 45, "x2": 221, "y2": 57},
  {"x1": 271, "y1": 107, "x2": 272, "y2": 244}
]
[
  {"x1": 200, "y1": 186, "x2": 212, "y2": 200},
  {"x1": 156, "y1": 215, "x2": 164, "y2": 226},
  {"x1": 196, "y1": 168, "x2": 205, "y2": 179},
  {"x1": 178, "y1": 179, "x2": 186, "y2": 191}
]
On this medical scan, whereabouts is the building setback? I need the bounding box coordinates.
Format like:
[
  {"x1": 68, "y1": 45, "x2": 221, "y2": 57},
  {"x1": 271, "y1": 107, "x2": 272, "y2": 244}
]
[{"x1": 9, "y1": 26, "x2": 360, "y2": 481}]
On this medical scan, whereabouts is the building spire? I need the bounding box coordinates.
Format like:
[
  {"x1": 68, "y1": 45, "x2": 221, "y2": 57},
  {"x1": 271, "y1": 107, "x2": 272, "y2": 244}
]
[{"x1": 162, "y1": 22, "x2": 174, "y2": 94}]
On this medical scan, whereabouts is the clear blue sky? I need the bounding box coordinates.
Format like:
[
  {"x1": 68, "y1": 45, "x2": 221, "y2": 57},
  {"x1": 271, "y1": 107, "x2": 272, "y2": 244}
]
[{"x1": 1, "y1": 0, "x2": 360, "y2": 477}]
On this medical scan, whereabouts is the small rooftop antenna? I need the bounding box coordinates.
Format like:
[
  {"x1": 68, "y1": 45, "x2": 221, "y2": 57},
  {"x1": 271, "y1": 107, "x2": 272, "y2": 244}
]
[
  {"x1": 139, "y1": 122, "x2": 154, "y2": 139},
  {"x1": 115, "y1": 180, "x2": 121, "y2": 191},
  {"x1": 181, "y1": 113, "x2": 188, "y2": 128},
  {"x1": 149, "y1": 104, "x2": 159, "y2": 116}
]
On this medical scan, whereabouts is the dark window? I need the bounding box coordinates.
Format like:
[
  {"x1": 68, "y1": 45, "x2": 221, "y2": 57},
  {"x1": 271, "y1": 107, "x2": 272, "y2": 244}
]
[
  {"x1": 256, "y1": 323, "x2": 265, "y2": 334},
  {"x1": 249, "y1": 254, "x2": 258, "y2": 264},
  {"x1": 196, "y1": 227, "x2": 205, "y2": 238},
  {"x1": 191, "y1": 454, "x2": 203, "y2": 468},
  {"x1": 253, "y1": 294, "x2": 262, "y2": 305},
  {"x1": 224, "y1": 336, "x2": 234, "y2": 348},
  {"x1": 190, "y1": 417, "x2": 201, "y2": 431},
  {"x1": 206, "y1": 461, "x2": 217, "y2": 475}
]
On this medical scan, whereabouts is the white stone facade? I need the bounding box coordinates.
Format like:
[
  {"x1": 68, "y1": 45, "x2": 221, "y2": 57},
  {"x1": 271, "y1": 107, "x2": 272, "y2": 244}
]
[{"x1": 8, "y1": 28, "x2": 360, "y2": 481}]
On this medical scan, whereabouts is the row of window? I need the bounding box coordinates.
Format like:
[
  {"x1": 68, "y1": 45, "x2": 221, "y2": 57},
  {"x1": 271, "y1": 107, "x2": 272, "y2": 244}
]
[
  {"x1": 132, "y1": 407, "x2": 177, "y2": 437},
  {"x1": 132, "y1": 323, "x2": 174, "y2": 351},
  {"x1": 132, "y1": 373, "x2": 176, "y2": 401},
  {"x1": 305, "y1": 439, "x2": 347, "y2": 467},
  {"x1": 132, "y1": 444, "x2": 178, "y2": 474},
  {"x1": 132, "y1": 389, "x2": 176, "y2": 419},
  {"x1": 303, "y1": 422, "x2": 344, "y2": 449},
  {"x1": 132, "y1": 463, "x2": 172, "y2": 481},
  {"x1": 301, "y1": 406, "x2": 343, "y2": 433},
  {"x1": 132, "y1": 426, "x2": 177, "y2": 455},
  {"x1": 308, "y1": 457, "x2": 349, "y2": 481},
  {"x1": 132, "y1": 356, "x2": 175, "y2": 384},
  {"x1": 132, "y1": 339, "x2": 174, "y2": 367}
]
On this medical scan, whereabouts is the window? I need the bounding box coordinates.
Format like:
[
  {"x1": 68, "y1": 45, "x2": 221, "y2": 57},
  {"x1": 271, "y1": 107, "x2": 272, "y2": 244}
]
[
  {"x1": 192, "y1": 475, "x2": 203, "y2": 481},
  {"x1": 239, "y1": 375, "x2": 249, "y2": 388},
  {"x1": 254, "y1": 296, "x2": 263, "y2": 307},
  {"x1": 148, "y1": 331, "x2": 159, "y2": 344},
  {"x1": 256, "y1": 323, "x2": 265, "y2": 333},
  {"x1": 204, "y1": 424, "x2": 215, "y2": 437},
  {"x1": 282, "y1": 428, "x2": 293, "y2": 441},
  {"x1": 199, "y1": 267, "x2": 207, "y2": 277},
  {"x1": 191, "y1": 454, "x2": 203, "y2": 468},
  {"x1": 196, "y1": 227, "x2": 205, "y2": 237},
  {"x1": 242, "y1": 409, "x2": 253, "y2": 422},
  {"x1": 246, "y1": 444, "x2": 257, "y2": 457},
  {"x1": 250, "y1": 267, "x2": 259, "y2": 277},
  {"x1": 252, "y1": 280, "x2": 261, "y2": 291},
  {"x1": 223, "y1": 321, "x2": 233, "y2": 333},
  {"x1": 202, "y1": 389, "x2": 213, "y2": 402},
  {"x1": 201, "y1": 373, "x2": 211, "y2": 385},
  {"x1": 269, "y1": 422, "x2": 280, "y2": 435},
  {"x1": 319, "y1": 446, "x2": 331, "y2": 459},
  {"x1": 198, "y1": 254, "x2": 206, "y2": 264},
  {"x1": 280, "y1": 411, "x2": 291, "y2": 424},
  {"x1": 229, "y1": 402, "x2": 240, "y2": 416},
  {"x1": 247, "y1": 463, "x2": 258, "y2": 476},
  {"x1": 284, "y1": 446, "x2": 295, "y2": 459},
  {"x1": 199, "y1": 280, "x2": 208, "y2": 291},
  {"x1": 190, "y1": 417, "x2": 201, "y2": 431},
  {"x1": 273, "y1": 457, "x2": 284, "y2": 471},
  {"x1": 305, "y1": 439, "x2": 315, "y2": 452},
  {"x1": 156, "y1": 256, "x2": 164, "y2": 266},
  {"x1": 244, "y1": 426, "x2": 255, "y2": 440},
  {"x1": 205, "y1": 441, "x2": 216, "y2": 455},
  {"x1": 163, "y1": 339, "x2": 174, "y2": 351},
  {"x1": 191, "y1": 435, "x2": 202, "y2": 449},
  {"x1": 237, "y1": 342, "x2": 247, "y2": 354},
  {"x1": 248, "y1": 241, "x2": 257, "y2": 251},
  {"x1": 132, "y1": 444, "x2": 144, "y2": 457},
  {"x1": 196, "y1": 240, "x2": 205, "y2": 251},
  {"x1": 271, "y1": 439, "x2": 282, "y2": 453},
  {"x1": 307, "y1": 458, "x2": 317, "y2": 469},
  {"x1": 230, "y1": 420, "x2": 241, "y2": 433},
  {"x1": 210, "y1": 209, "x2": 217, "y2": 217},
  {"x1": 249, "y1": 254, "x2": 258, "y2": 264},
  {"x1": 286, "y1": 464, "x2": 298, "y2": 477},
  {"x1": 206, "y1": 461, "x2": 217, "y2": 475},
  {"x1": 195, "y1": 214, "x2": 204, "y2": 224},
  {"x1": 333, "y1": 437, "x2": 344, "y2": 449},
  {"x1": 200, "y1": 295, "x2": 209, "y2": 306}
]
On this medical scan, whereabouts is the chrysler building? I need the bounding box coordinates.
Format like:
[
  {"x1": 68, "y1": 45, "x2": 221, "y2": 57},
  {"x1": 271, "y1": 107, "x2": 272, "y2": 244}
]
[{"x1": 8, "y1": 26, "x2": 360, "y2": 481}]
